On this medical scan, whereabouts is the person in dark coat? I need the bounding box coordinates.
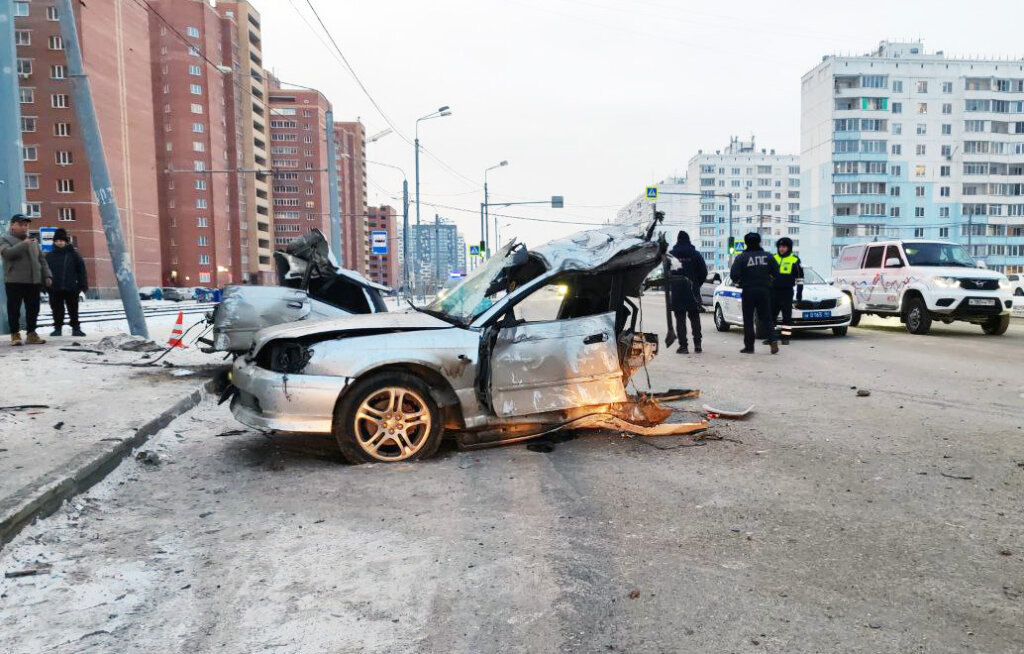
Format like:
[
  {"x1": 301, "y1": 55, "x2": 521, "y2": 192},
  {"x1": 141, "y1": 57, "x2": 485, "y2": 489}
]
[
  {"x1": 668, "y1": 231, "x2": 708, "y2": 354},
  {"x1": 44, "y1": 228, "x2": 88, "y2": 337},
  {"x1": 729, "y1": 232, "x2": 779, "y2": 355}
]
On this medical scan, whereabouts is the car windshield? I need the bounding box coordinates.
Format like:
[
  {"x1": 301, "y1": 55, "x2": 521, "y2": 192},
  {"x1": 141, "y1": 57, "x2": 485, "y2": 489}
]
[
  {"x1": 802, "y1": 268, "x2": 827, "y2": 284},
  {"x1": 422, "y1": 244, "x2": 516, "y2": 324},
  {"x1": 903, "y1": 242, "x2": 976, "y2": 267}
]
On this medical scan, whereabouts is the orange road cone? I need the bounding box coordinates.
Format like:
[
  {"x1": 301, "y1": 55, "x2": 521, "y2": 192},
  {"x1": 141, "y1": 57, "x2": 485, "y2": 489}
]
[{"x1": 168, "y1": 311, "x2": 187, "y2": 348}]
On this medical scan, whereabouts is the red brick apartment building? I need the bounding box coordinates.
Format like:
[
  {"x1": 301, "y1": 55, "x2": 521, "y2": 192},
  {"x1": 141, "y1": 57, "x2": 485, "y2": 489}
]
[
  {"x1": 366, "y1": 205, "x2": 400, "y2": 287},
  {"x1": 15, "y1": 0, "x2": 162, "y2": 294},
  {"x1": 267, "y1": 78, "x2": 331, "y2": 248},
  {"x1": 333, "y1": 121, "x2": 367, "y2": 273}
]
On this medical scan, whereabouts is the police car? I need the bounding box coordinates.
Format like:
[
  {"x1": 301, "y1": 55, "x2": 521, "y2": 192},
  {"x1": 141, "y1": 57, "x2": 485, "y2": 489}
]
[{"x1": 712, "y1": 268, "x2": 853, "y2": 337}]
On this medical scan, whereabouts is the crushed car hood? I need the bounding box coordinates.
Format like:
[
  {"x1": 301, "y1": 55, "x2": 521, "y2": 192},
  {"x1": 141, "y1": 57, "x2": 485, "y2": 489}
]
[
  {"x1": 250, "y1": 309, "x2": 452, "y2": 352},
  {"x1": 529, "y1": 220, "x2": 662, "y2": 276}
]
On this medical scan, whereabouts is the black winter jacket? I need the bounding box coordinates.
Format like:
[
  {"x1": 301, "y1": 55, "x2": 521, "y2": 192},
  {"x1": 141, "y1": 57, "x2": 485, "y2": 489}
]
[
  {"x1": 45, "y1": 245, "x2": 88, "y2": 293},
  {"x1": 729, "y1": 246, "x2": 778, "y2": 290},
  {"x1": 668, "y1": 242, "x2": 707, "y2": 312}
]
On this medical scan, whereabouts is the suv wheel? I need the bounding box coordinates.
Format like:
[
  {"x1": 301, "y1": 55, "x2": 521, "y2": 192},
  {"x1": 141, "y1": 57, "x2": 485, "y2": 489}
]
[
  {"x1": 846, "y1": 294, "x2": 861, "y2": 327},
  {"x1": 832, "y1": 326, "x2": 849, "y2": 336},
  {"x1": 1015, "y1": 288, "x2": 1024, "y2": 296},
  {"x1": 334, "y1": 372, "x2": 443, "y2": 464},
  {"x1": 981, "y1": 314, "x2": 1010, "y2": 335},
  {"x1": 714, "y1": 305, "x2": 730, "y2": 332},
  {"x1": 903, "y1": 297, "x2": 932, "y2": 335}
]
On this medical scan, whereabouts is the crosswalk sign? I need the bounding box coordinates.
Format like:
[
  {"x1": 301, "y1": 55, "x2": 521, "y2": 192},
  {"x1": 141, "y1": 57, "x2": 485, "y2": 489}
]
[{"x1": 645, "y1": 186, "x2": 658, "y2": 201}]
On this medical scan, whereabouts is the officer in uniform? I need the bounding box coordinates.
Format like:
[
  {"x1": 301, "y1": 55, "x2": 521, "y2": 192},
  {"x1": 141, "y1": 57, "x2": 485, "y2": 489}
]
[
  {"x1": 770, "y1": 236, "x2": 803, "y2": 345},
  {"x1": 729, "y1": 232, "x2": 780, "y2": 355}
]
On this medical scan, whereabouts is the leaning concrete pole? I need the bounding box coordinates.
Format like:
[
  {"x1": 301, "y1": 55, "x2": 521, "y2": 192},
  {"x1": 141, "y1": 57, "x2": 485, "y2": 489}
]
[
  {"x1": 325, "y1": 109, "x2": 343, "y2": 262},
  {"x1": 57, "y1": 0, "x2": 147, "y2": 337},
  {"x1": 0, "y1": 0, "x2": 27, "y2": 335}
]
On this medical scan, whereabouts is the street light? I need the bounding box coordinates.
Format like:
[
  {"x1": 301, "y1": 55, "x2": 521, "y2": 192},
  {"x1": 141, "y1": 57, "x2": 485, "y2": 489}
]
[
  {"x1": 483, "y1": 160, "x2": 508, "y2": 255},
  {"x1": 414, "y1": 106, "x2": 452, "y2": 298}
]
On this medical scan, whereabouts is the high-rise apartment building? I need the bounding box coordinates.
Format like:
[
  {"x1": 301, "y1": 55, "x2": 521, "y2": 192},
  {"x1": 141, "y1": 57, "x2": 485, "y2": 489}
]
[
  {"x1": 267, "y1": 78, "x2": 331, "y2": 247},
  {"x1": 618, "y1": 137, "x2": 801, "y2": 271},
  {"x1": 333, "y1": 121, "x2": 367, "y2": 273},
  {"x1": 801, "y1": 40, "x2": 1024, "y2": 274},
  {"x1": 218, "y1": 1, "x2": 273, "y2": 284},
  {"x1": 14, "y1": 0, "x2": 163, "y2": 294},
  {"x1": 410, "y1": 219, "x2": 460, "y2": 290},
  {"x1": 366, "y1": 205, "x2": 400, "y2": 287},
  {"x1": 149, "y1": 0, "x2": 234, "y2": 288}
]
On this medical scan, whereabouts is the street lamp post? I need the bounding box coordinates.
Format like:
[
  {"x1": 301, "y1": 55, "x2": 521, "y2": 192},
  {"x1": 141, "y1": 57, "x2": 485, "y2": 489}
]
[
  {"x1": 483, "y1": 160, "x2": 508, "y2": 255},
  {"x1": 414, "y1": 106, "x2": 451, "y2": 298},
  {"x1": 367, "y1": 159, "x2": 409, "y2": 301}
]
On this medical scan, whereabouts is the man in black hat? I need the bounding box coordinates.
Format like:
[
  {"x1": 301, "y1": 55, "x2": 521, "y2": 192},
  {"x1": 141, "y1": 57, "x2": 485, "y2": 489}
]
[
  {"x1": 0, "y1": 214, "x2": 52, "y2": 345},
  {"x1": 45, "y1": 228, "x2": 88, "y2": 337},
  {"x1": 729, "y1": 232, "x2": 779, "y2": 355},
  {"x1": 668, "y1": 230, "x2": 707, "y2": 353}
]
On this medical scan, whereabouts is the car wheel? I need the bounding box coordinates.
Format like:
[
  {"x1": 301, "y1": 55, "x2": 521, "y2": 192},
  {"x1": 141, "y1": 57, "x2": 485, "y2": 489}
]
[
  {"x1": 334, "y1": 372, "x2": 443, "y2": 464},
  {"x1": 981, "y1": 314, "x2": 1010, "y2": 335},
  {"x1": 1015, "y1": 288, "x2": 1024, "y2": 296},
  {"x1": 903, "y1": 297, "x2": 932, "y2": 335},
  {"x1": 714, "y1": 305, "x2": 730, "y2": 332},
  {"x1": 845, "y1": 294, "x2": 861, "y2": 326},
  {"x1": 832, "y1": 326, "x2": 849, "y2": 336}
]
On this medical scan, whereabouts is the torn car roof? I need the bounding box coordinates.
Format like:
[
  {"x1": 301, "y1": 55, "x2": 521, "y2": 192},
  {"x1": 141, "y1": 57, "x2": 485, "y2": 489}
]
[{"x1": 527, "y1": 218, "x2": 661, "y2": 274}]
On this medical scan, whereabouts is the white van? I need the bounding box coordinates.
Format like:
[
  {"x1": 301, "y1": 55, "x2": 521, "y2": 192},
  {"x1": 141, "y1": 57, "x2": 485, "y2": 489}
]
[{"x1": 833, "y1": 240, "x2": 1013, "y2": 335}]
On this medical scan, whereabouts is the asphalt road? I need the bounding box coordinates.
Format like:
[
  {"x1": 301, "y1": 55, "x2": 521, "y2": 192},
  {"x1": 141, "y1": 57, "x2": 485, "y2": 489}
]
[{"x1": 2, "y1": 307, "x2": 1022, "y2": 653}]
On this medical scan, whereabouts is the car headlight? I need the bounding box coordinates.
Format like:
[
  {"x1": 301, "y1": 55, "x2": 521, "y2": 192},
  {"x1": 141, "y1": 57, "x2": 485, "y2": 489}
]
[
  {"x1": 931, "y1": 276, "x2": 959, "y2": 289},
  {"x1": 837, "y1": 294, "x2": 850, "y2": 306},
  {"x1": 998, "y1": 278, "x2": 1011, "y2": 290}
]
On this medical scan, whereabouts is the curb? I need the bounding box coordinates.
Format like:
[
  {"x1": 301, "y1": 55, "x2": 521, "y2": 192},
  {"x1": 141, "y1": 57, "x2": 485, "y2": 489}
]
[{"x1": 0, "y1": 374, "x2": 226, "y2": 550}]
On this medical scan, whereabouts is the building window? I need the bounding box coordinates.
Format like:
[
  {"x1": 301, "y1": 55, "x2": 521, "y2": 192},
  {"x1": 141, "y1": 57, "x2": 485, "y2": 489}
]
[
  {"x1": 916, "y1": 123, "x2": 926, "y2": 135},
  {"x1": 916, "y1": 144, "x2": 926, "y2": 155},
  {"x1": 941, "y1": 144, "x2": 951, "y2": 157},
  {"x1": 199, "y1": 254, "x2": 210, "y2": 265},
  {"x1": 50, "y1": 64, "x2": 65, "y2": 79},
  {"x1": 190, "y1": 103, "x2": 203, "y2": 114},
  {"x1": 892, "y1": 122, "x2": 902, "y2": 135},
  {"x1": 197, "y1": 217, "x2": 208, "y2": 227},
  {"x1": 56, "y1": 150, "x2": 72, "y2": 165},
  {"x1": 890, "y1": 165, "x2": 901, "y2": 176},
  {"x1": 890, "y1": 186, "x2": 901, "y2": 197},
  {"x1": 190, "y1": 83, "x2": 203, "y2": 95},
  {"x1": 19, "y1": 87, "x2": 34, "y2": 104},
  {"x1": 54, "y1": 122, "x2": 70, "y2": 137},
  {"x1": 941, "y1": 123, "x2": 951, "y2": 135},
  {"x1": 188, "y1": 46, "x2": 200, "y2": 57},
  {"x1": 186, "y1": 26, "x2": 200, "y2": 38},
  {"x1": 57, "y1": 179, "x2": 74, "y2": 194},
  {"x1": 917, "y1": 103, "x2": 928, "y2": 114},
  {"x1": 198, "y1": 236, "x2": 209, "y2": 246},
  {"x1": 24, "y1": 174, "x2": 39, "y2": 190},
  {"x1": 50, "y1": 93, "x2": 69, "y2": 108},
  {"x1": 199, "y1": 272, "x2": 211, "y2": 283},
  {"x1": 890, "y1": 207, "x2": 900, "y2": 217},
  {"x1": 58, "y1": 207, "x2": 75, "y2": 222},
  {"x1": 892, "y1": 80, "x2": 903, "y2": 93},
  {"x1": 891, "y1": 144, "x2": 901, "y2": 155},
  {"x1": 189, "y1": 64, "x2": 201, "y2": 76},
  {"x1": 915, "y1": 165, "x2": 926, "y2": 177},
  {"x1": 22, "y1": 145, "x2": 37, "y2": 161},
  {"x1": 914, "y1": 186, "x2": 925, "y2": 197},
  {"x1": 939, "y1": 227, "x2": 949, "y2": 238},
  {"x1": 48, "y1": 35, "x2": 63, "y2": 50},
  {"x1": 15, "y1": 30, "x2": 31, "y2": 46},
  {"x1": 196, "y1": 198, "x2": 207, "y2": 209},
  {"x1": 940, "y1": 186, "x2": 950, "y2": 197},
  {"x1": 193, "y1": 160, "x2": 206, "y2": 171},
  {"x1": 892, "y1": 102, "x2": 902, "y2": 114},
  {"x1": 25, "y1": 203, "x2": 40, "y2": 217},
  {"x1": 914, "y1": 228, "x2": 924, "y2": 238},
  {"x1": 20, "y1": 116, "x2": 36, "y2": 133},
  {"x1": 194, "y1": 179, "x2": 207, "y2": 190},
  {"x1": 915, "y1": 207, "x2": 925, "y2": 217},
  {"x1": 916, "y1": 80, "x2": 928, "y2": 93},
  {"x1": 942, "y1": 103, "x2": 952, "y2": 115},
  {"x1": 941, "y1": 82, "x2": 953, "y2": 93},
  {"x1": 14, "y1": 1, "x2": 29, "y2": 16},
  {"x1": 193, "y1": 141, "x2": 205, "y2": 152},
  {"x1": 46, "y1": 6, "x2": 59, "y2": 20},
  {"x1": 192, "y1": 122, "x2": 204, "y2": 133},
  {"x1": 940, "y1": 165, "x2": 950, "y2": 177},
  {"x1": 17, "y1": 58, "x2": 31, "y2": 76}
]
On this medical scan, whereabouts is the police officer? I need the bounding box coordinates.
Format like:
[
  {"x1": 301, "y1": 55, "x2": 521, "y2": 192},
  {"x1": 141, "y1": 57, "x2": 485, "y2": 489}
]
[
  {"x1": 770, "y1": 236, "x2": 803, "y2": 345},
  {"x1": 729, "y1": 232, "x2": 779, "y2": 355},
  {"x1": 668, "y1": 231, "x2": 707, "y2": 354}
]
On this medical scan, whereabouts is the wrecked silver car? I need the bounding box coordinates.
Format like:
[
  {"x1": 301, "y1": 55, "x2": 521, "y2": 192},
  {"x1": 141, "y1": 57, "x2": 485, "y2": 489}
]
[
  {"x1": 227, "y1": 220, "x2": 706, "y2": 463},
  {"x1": 207, "y1": 230, "x2": 389, "y2": 354}
]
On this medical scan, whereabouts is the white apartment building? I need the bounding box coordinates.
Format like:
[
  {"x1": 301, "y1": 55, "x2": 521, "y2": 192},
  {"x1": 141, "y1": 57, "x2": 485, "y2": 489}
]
[{"x1": 801, "y1": 40, "x2": 1024, "y2": 274}]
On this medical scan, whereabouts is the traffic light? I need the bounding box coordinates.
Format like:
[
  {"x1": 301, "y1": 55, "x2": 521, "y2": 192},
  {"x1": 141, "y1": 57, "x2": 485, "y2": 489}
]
[{"x1": 728, "y1": 236, "x2": 735, "y2": 255}]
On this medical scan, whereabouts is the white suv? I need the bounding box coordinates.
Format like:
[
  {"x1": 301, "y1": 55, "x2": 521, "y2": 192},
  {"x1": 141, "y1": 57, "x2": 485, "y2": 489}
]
[
  {"x1": 1007, "y1": 273, "x2": 1024, "y2": 297},
  {"x1": 833, "y1": 240, "x2": 1013, "y2": 335}
]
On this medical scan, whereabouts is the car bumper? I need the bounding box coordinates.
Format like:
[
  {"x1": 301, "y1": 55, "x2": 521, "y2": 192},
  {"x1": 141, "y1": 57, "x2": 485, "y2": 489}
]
[
  {"x1": 928, "y1": 294, "x2": 1012, "y2": 317},
  {"x1": 229, "y1": 358, "x2": 351, "y2": 434},
  {"x1": 790, "y1": 305, "x2": 852, "y2": 329}
]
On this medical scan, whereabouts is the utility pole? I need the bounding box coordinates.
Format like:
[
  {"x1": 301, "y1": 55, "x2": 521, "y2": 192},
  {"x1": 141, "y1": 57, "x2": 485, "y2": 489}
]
[
  {"x1": 0, "y1": 0, "x2": 26, "y2": 335},
  {"x1": 325, "y1": 109, "x2": 342, "y2": 261},
  {"x1": 727, "y1": 193, "x2": 734, "y2": 266},
  {"x1": 434, "y1": 212, "x2": 440, "y2": 294},
  {"x1": 401, "y1": 179, "x2": 409, "y2": 301},
  {"x1": 58, "y1": 0, "x2": 147, "y2": 337},
  {"x1": 483, "y1": 180, "x2": 490, "y2": 255}
]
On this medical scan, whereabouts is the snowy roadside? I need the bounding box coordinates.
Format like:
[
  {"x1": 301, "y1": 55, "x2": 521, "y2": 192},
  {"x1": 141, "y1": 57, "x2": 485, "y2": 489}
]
[{"x1": 0, "y1": 310, "x2": 228, "y2": 547}]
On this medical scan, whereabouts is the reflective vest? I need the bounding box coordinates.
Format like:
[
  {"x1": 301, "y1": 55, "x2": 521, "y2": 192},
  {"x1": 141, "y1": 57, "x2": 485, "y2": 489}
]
[{"x1": 774, "y1": 253, "x2": 799, "y2": 275}]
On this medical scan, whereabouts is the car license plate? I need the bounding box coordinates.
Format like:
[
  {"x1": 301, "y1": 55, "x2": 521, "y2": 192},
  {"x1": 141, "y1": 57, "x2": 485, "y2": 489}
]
[
  {"x1": 802, "y1": 310, "x2": 832, "y2": 319},
  {"x1": 968, "y1": 298, "x2": 996, "y2": 306}
]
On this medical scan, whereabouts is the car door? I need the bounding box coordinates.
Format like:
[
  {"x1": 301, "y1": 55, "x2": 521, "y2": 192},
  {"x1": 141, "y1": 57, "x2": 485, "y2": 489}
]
[
  {"x1": 877, "y1": 244, "x2": 905, "y2": 309},
  {"x1": 487, "y1": 284, "x2": 626, "y2": 418},
  {"x1": 719, "y1": 276, "x2": 741, "y2": 323},
  {"x1": 701, "y1": 272, "x2": 721, "y2": 306},
  {"x1": 861, "y1": 244, "x2": 886, "y2": 308}
]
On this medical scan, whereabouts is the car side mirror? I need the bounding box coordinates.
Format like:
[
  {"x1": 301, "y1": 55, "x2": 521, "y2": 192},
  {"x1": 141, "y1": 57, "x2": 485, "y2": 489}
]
[
  {"x1": 885, "y1": 257, "x2": 903, "y2": 268},
  {"x1": 976, "y1": 260, "x2": 987, "y2": 269}
]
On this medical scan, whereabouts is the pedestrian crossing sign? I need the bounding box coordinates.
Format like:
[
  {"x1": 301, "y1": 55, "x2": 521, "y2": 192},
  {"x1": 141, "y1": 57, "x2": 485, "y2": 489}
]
[{"x1": 645, "y1": 186, "x2": 658, "y2": 201}]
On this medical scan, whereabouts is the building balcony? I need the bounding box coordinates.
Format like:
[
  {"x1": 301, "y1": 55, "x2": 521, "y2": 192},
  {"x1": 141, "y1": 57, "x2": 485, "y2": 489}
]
[
  {"x1": 833, "y1": 151, "x2": 888, "y2": 162},
  {"x1": 832, "y1": 193, "x2": 889, "y2": 204},
  {"x1": 832, "y1": 172, "x2": 890, "y2": 183}
]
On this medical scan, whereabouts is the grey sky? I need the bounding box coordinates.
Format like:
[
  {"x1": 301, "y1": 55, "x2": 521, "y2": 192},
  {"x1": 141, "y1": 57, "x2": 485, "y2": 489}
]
[{"x1": 253, "y1": 0, "x2": 1024, "y2": 246}]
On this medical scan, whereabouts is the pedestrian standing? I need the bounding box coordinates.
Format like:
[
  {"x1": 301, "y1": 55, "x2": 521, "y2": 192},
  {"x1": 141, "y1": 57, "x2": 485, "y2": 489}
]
[
  {"x1": 770, "y1": 236, "x2": 803, "y2": 345},
  {"x1": 668, "y1": 231, "x2": 707, "y2": 354},
  {"x1": 44, "y1": 228, "x2": 88, "y2": 337},
  {"x1": 729, "y1": 232, "x2": 779, "y2": 355},
  {"x1": 0, "y1": 214, "x2": 52, "y2": 345}
]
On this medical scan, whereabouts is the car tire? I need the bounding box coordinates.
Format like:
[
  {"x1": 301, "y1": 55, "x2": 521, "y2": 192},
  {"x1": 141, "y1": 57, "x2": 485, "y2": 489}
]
[
  {"x1": 714, "y1": 305, "x2": 730, "y2": 332},
  {"x1": 981, "y1": 314, "x2": 1010, "y2": 335},
  {"x1": 832, "y1": 326, "x2": 849, "y2": 336},
  {"x1": 1015, "y1": 288, "x2": 1024, "y2": 296},
  {"x1": 845, "y1": 294, "x2": 861, "y2": 326},
  {"x1": 903, "y1": 297, "x2": 932, "y2": 335},
  {"x1": 334, "y1": 371, "x2": 444, "y2": 464}
]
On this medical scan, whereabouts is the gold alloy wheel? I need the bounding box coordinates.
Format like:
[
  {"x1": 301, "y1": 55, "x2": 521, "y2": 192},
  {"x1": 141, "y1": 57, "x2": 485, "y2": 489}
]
[{"x1": 354, "y1": 387, "x2": 432, "y2": 461}]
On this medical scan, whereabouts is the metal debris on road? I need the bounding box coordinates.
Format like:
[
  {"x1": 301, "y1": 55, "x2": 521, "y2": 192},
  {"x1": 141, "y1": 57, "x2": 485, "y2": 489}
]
[{"x1": 701, "y1": 404, "x2": 755, "y2": 419}]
